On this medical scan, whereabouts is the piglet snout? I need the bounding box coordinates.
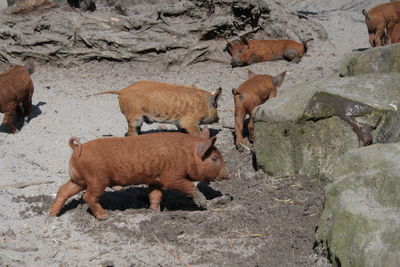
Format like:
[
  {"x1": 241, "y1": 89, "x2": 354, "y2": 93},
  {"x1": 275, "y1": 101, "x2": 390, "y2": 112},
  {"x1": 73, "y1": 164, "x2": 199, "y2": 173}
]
[
  {"x1": 231, "y1": 58, "x2": 244, "y2": 67},
  {"x1": 220, "y1": 169, "x2": 234, "y2": 180}
]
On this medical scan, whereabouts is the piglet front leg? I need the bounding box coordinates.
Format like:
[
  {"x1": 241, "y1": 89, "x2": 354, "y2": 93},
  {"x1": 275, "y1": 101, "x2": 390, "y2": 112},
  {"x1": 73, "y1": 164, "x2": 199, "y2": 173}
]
[
  {"x1": 192, "y1": 185, "x2": 208, "y2": 209},
  {"x1": 162, "y1": 177, "x2": 208, "y2": 209}
]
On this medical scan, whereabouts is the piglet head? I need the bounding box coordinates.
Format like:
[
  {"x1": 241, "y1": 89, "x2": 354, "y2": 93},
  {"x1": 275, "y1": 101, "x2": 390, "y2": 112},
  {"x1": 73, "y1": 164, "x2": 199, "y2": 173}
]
[
  {"x1": 194, "y1": 127, "x2": 233, "y2": 181},
  {"x1": 226, "y1": 36, "x2": 251, "y2": 67},
  {"x1": 201, "y1": 87, "x2": 222, "y2": 125}
]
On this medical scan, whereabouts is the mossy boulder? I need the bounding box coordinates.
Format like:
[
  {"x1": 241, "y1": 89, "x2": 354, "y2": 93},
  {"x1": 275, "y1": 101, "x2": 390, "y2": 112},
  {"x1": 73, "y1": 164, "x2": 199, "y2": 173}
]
[
  {"x1": 316, "y1": 144, "x2": 400, "y2": 267},
  {"x1": 253, "y1": 73, "x2": 400, "y2": 179},
  {"x1": 340, "y1": 43, "x2": 400, "y2": 77}
]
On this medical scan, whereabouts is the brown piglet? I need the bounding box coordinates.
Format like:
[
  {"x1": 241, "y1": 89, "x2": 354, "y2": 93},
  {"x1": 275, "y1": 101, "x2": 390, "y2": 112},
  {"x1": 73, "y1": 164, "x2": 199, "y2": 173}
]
[
  {"x1": 232, "y1": 70, "x2": 286, "y2": 151},
  {"x1": 362, "y1": 2, "x2": 400, "y2": 46},
  {"x1": 49, "y1": 127, "x2": 232, "y2": 220},
  {"x1": 94, "y1": 81, "x2": 222, "y2": 136},
  {"x1": 390, "y1": 23, "x2": 400, "y2": 44},
  {"x1": 226, "y1": 36, "x2": 312, "y2": 67},
  {"x1": 0, "y1": 61, "x2": 35, "y2": 133}
]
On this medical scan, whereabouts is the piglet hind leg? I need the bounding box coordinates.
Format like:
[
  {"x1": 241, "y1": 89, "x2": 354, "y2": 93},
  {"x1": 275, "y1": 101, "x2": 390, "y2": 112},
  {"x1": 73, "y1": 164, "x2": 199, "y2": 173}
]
[
  {"x1": 234, "y1": 109, "x2": 246, "y2": 151},
  {"x1": 283, "y1": 49, "x2": 300, "y2": 63},
  {"x1": 49, "y1": 180, "x2": 85, "y2": 217},
  {"x1": 179, "y1": 118, "x2": 201, "y2": 135},
  {"x1": 148, "y1": 185, "x2": 164, "y2": 211},
  {"x1": 247, "y1": 114, "x2": 255, "y2": 143},
  {"x1": 82, "y1": 182, "x2": 108, "y2": 220},
  {"x1": 2, "y1": 111, "x2": 17, "y2": 134},
  {"x1": 126, "y1": 116, "x2": 142, "y2": 136},
  {"x1": 22, "y1": 98, "x2": 33, "y2": 122}
]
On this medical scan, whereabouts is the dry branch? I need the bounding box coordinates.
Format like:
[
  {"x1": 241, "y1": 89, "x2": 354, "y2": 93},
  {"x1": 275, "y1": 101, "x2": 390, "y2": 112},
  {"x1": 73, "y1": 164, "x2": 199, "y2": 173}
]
[
  {"x1": 153, "y1": 234, "x2": 191, "y2": 267},
  {"x1": 264, "y1": 183, "x2": 279, "y2": 190},
  {"x1": 231, "y1": 230, "x2": 264, "y2": 237},
  {"x1": 0, "y1": 180, "x2": 54, "y2": 190}
]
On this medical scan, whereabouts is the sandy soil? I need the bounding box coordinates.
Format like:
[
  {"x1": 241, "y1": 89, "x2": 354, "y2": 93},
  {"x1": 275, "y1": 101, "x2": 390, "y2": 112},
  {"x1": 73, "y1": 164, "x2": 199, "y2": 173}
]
[{"x1": 0, "y1": 0, "x2": 387, "y2": 266}]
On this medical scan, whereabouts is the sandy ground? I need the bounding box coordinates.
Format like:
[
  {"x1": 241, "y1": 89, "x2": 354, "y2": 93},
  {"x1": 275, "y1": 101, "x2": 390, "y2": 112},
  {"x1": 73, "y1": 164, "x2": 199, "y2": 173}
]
[{"x1": 0, "y1": 0, "x2": 387, "y2": 266}]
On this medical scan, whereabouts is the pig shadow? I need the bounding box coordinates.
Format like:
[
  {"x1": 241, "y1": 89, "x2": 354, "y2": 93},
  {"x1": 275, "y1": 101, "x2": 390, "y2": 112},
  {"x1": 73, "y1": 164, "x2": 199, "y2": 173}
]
[
  {"x1": 122, "y1": 126, "x2": 221, "y2": 137},
  {"x1": 251, "y1": 151, "x2": 259, "y2": 171},
  {"x1": 136, "y1": 128, "x2": 180, "y2": 135},
  {"x1": 0, "y1": 101, "x2": 46, "y2": 133},
  {"x1": 162, "y1": 181, "x2": 223, "y2": 211},
  {"x1": 57, "y1": 182, "x2": 223, "y2": 216},
  {"x1": 30, "y1": 101, "x2": 46, "y2": 119},
  {"x1": 352, "y1": 48, "x2": 369, "y2": 52},
  {"x1": 296, "y1": 10, "x2": 319, "y2": 16},
  {"x1": 209, "y1": 128, "x2": 220, "y2": 137}
]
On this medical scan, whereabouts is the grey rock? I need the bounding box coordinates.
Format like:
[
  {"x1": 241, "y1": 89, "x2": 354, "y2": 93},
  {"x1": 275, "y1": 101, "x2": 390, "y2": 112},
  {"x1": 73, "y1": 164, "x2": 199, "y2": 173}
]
[
  {"x1": 340, "y1": 43, "x2": 400, "y2": 77},
  {"x1": 316, "y1": 143, "x2": 400, "y2": 267},
  {"x1": 253, "y1": 73, "x2": 400, "y2": 179}
]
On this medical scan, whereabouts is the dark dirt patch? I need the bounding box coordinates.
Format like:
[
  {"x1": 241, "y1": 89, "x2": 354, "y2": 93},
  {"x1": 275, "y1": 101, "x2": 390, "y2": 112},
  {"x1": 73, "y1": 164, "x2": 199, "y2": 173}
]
[{"x1": 13, "y1": 194, "x2": 53, "y2": 218}]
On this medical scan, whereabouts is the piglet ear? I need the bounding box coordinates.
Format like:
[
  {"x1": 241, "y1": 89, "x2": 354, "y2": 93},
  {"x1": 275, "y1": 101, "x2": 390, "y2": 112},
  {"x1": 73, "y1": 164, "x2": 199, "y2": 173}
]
[
  {"x1": 225, "y1": 39, "x2": 232, "y2": 54},
  {"x1": 240, "y1": 36, "x2": 250, "y2": 47},
  {"x1": 196, "y1": 137, "x2": 217, "y2": 160},
  {"x1": 200, "y1": 126, "x2": 210, "y2": 139},
  {"x1": 248, "y1": 69, "x2": 257, "y2": 79},
  {"x1": 208, "y1": 87, "x2": 222, "y2": 108},
  {"x1": 272, "y1": 71, "x2": 287, "y2": 88},
  {"x1": 362, "y1": 9, "x2": 368, "y2": 18}
]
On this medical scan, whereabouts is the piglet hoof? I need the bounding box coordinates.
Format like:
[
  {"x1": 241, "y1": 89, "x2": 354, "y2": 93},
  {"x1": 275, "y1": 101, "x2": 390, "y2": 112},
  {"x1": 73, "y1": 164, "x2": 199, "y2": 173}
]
[
  {"x1": 207, "y1": 194, "x2": 233, "y2": 209},
  {"x1": 193, "y1": 194, "x2": 208, "y2": 209},
  {"x1": 292, "y1": 58, "x2": 301, "y2": 64},
  {"x1": 95, "y1": 213, "x2": 109, "y2": 220},
  {"x1": 156, "y1": 125, "x2": 168, "y2": 131},
  {"x1": 235, "y1": 144, "x2": 244, "y2": 152},
  {"x1": 49, "y1": 209, "x2": 58, "y2": 217},
  {"x1": 149, "y1": 205, "x2": 161, "y2": 212},
  {"x1": 112, "y1": 185, "x2": 124, "y2": 191},
  {"x1": 8, "y1": 128, "x2": 17, "y2": 134},
  {"x1": 236, "y1": 143, "x2": 251, "y2": 152}
]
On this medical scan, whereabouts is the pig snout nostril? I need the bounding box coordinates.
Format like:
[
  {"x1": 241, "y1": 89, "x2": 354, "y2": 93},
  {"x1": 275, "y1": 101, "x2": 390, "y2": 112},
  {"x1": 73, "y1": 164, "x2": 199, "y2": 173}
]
[
  {"x1": 231, "y1": 58, "x2": 239, "y2": 67},
  {"x1": 226, "y1": 172, "x2": 234, "y2": 180}
]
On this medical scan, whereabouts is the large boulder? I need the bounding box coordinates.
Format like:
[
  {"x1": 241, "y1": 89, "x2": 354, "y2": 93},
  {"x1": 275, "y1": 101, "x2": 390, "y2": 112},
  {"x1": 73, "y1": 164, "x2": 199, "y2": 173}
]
[
  {"x1": 340, "y1": 43, "x2": 400, "y2": 77},
  {"x1": 315, "y1": 143, "x2": 400, "y2": 267},
  {"x1": 253, "y1": 73, "x2": 400, "y2": 179}
]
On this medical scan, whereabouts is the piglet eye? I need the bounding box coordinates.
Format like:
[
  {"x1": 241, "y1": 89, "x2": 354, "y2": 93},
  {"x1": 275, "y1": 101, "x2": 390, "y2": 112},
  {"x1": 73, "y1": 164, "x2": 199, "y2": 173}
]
[
  {"x1": 238, "y1": 49, "x2": 243, "y2": 54},
  {"x1": 211, "y1": 157, "x2": 218, "y2": 162}
]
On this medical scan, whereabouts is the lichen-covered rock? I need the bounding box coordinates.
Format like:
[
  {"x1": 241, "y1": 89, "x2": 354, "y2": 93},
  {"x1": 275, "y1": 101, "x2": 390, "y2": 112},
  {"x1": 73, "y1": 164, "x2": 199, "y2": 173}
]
[
  {"x1": 316, "y1": 143, "x2": 400, "y2": 267},
  {"x1": 339, "y1": 43, "x2": 400, "y2": 77},
  {"x1": 253, "y1": 73, "x2": 400, "y2": 179}
]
